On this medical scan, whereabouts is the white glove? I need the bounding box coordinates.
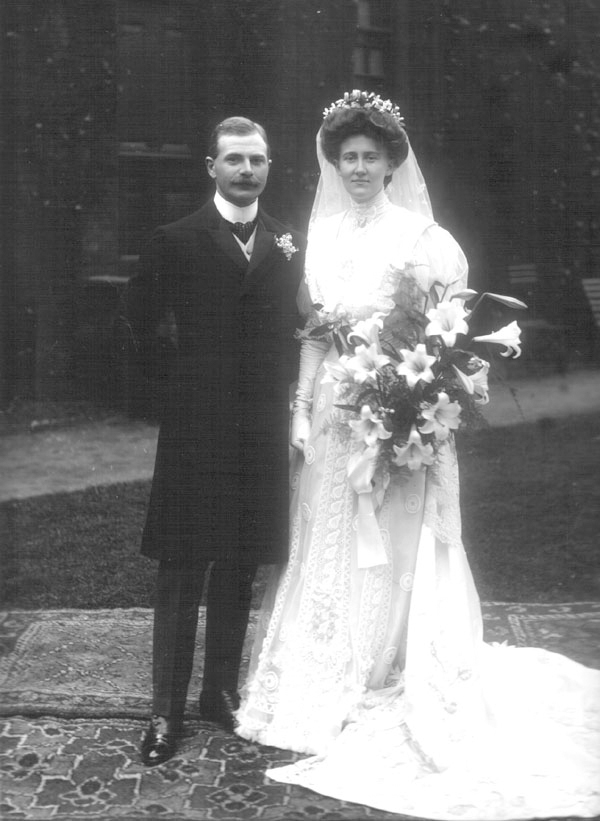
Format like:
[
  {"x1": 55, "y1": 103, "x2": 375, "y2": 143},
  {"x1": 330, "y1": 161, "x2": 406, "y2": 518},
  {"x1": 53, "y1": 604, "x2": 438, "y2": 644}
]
[
  {"x1": 290, "y1": 337, "x2": 329, "y2": 453},
  {"x1": 290, "y1": 409, "x2": 312, "y2": 453}
]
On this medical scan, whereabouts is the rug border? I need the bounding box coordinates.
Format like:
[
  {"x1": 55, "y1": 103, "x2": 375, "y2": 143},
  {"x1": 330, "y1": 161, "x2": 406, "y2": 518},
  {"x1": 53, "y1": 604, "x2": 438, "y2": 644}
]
[{"x1": 1, "y1": 603, "x2": 599, "y2": 720}]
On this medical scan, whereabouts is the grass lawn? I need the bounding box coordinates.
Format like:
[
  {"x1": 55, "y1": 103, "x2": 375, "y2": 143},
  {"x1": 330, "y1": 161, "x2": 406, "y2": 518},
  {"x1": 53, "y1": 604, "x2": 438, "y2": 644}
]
[
  {"x1": 1, "y1": 412, "x2": 599, "y2": 609},
  {"x1": 458, "y1": 414, "x2": 600, "y2": 602}
]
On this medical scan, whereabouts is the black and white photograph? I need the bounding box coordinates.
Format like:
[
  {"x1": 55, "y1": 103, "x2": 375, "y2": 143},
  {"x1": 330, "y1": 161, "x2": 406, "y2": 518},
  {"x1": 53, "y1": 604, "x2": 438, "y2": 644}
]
[{"x1": 1, "y1": 2, "x2": 599, "y2": 820}]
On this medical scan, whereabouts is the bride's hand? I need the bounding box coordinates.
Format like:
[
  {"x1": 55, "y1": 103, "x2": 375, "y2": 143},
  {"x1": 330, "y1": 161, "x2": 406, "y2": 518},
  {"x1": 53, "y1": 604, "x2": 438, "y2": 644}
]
[{"x1": 290, "y1": 410, "x2": 311, "y2": 453}]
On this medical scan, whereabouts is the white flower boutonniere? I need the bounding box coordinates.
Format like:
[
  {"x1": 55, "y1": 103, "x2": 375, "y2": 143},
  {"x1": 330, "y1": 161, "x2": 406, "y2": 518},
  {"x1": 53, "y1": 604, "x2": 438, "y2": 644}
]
[{"x1": 274, "y1": 233, "x2": 298, "y2": 261}]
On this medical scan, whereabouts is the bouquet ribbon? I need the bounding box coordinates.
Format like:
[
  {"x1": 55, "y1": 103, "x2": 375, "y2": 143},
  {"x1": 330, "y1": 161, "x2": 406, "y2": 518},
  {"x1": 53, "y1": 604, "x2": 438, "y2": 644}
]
[{"x1": 347, "y1": 446, "x2": 388, "y2": 568}]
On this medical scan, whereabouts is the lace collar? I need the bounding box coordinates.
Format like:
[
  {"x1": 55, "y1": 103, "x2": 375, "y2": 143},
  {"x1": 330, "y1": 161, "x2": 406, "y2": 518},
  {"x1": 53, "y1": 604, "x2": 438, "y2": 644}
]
[{"x1": 347, "y1": 190, "x2": 391, "y2": 228}]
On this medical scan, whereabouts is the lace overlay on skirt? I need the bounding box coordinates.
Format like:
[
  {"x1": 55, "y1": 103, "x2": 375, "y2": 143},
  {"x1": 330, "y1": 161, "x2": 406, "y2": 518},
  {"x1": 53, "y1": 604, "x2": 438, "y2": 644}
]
[{"x1": 237, "y1": 341, "x2": 427, "y2": 747}]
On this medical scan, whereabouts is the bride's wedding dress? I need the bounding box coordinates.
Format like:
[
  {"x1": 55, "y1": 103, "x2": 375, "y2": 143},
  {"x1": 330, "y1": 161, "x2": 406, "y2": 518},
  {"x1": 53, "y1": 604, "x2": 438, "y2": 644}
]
[{"x1": 236, "y1": 195, "x2": 600, "y2": 820}]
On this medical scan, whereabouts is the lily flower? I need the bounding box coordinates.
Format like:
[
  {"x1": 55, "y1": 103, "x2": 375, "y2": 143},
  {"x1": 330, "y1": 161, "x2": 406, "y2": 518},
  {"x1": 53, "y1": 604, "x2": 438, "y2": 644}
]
[
  {"x1": 392, "y1": 426, "x2": 435, "y2": 471},
  {"x1": 451, "y1": 288, "x2": 479, "y2": 301},
  {"x1": 396, "y1": 344, "x2": 437, "y2": 389},
  {"x1": 419, "y1": 392, "x2": 462, "y2": 440},
  {"x1": 472, "y1": 321, "x2": 522, "y2": 358},
  {"x1": 347, "y1": 312, "x2": 386, "y2": 349},
  {"x1": 452, "y1": 360, "x2": 490, "y2": 405},
  {"x1": 425, "y1": 301, "x2": 469, "y2": 347},
  {"x1": 349, "y1": 405, "x2": 392, "y2": 447},
  {"x1": 452, "y1": 365, "x2": 475, "y2": 395},
  {"x1": 470, "y1": 365, "x2": 490, "y2": 404},
  {"x1": 322, "y1": 356, "x2": 355, "y2": 385},
  {"x1": 346, "y1": 343, "x2": 390, "y2": 384}
]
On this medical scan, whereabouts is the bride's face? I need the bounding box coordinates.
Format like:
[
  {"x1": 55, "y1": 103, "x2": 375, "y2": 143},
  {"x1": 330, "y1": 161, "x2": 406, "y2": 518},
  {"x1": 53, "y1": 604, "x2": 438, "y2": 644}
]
[{"x1": 336, "y1": 135, "x2": 394, "y2": 203}]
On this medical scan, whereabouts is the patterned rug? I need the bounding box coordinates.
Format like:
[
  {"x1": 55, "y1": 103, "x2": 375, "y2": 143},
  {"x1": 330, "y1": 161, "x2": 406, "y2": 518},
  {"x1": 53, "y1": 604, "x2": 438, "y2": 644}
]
[
  {"x1": 1, "y1": 603, "x2": 599, "y2": 719},
  {"x1": 1, "y1": 604, "x2": 599, "y2": 820}
]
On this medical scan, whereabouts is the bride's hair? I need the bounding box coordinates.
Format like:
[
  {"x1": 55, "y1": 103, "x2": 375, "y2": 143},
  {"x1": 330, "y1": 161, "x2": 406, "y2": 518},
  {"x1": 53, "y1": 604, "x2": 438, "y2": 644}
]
[{"x1": 320, "y1": 106, "x2": 409, "y2": 168}]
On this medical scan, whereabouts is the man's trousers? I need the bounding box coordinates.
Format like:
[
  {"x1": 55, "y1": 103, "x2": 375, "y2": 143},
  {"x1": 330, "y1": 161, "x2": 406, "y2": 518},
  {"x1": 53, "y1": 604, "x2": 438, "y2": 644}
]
[{"x1": 152, "y1": 558, "x2": 257, "y2": 720}]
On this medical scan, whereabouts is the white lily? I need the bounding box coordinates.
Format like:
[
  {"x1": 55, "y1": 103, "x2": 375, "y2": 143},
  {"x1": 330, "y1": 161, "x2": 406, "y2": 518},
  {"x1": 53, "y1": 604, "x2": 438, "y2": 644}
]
[
  {"x1": 451, "y1": 289, "x2": 528, "y2": 312},
  {"x1": 419, "y1": 391, "x2": 462, "y2": 440},
  {"x1": 425, "y1": 300, "x2": 469, "y2": 347},
  {"x1": 322, "y1": 356, "x2": 355, "y2": 385},
  {"x1": 349, "y1": 405, "x2": 392, "y2": 447},
  {"x1": 481, "y1": 292, "x2": 528, "y2": 310},
  {"x1": 347, "y1": 312, "x2": 386, "y2": 349},
  {"x1": 451, "y1": 288, "x2": 479, "y2": 301},
  {"x1": 392, "y1": 425, "x2": 435, "y2": 471},
  {"x1": 472, "y1": 320, "x2": 522, "y2": 358},
  {"x1": 452, "y1": 365, "x2": 475, "y2": 395},
  {"x1": 346, "y1": 343, "x2": 390, "y2": 384},
  {"x1": 452, "y1": 362, "x2": 490, "y2": 405},
  {"x1": 469, "y1": 361, "x2": 490, "y2": 404},
  {"x1": 396, "y1": 344, "x2": 437, "y2": 389}
]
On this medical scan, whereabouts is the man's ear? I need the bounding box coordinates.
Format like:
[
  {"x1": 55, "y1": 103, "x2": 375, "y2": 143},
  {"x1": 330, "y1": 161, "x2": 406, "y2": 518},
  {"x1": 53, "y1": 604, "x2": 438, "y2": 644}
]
[{"x1": 205, "y1": 156, "x2": 216, "y2": 178}]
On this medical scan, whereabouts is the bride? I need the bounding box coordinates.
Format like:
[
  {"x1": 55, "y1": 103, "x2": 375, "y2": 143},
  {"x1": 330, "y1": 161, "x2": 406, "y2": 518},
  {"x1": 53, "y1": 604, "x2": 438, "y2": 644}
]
[{"x1": 235, "y1": 91, "x2": 600, "y2": 820}]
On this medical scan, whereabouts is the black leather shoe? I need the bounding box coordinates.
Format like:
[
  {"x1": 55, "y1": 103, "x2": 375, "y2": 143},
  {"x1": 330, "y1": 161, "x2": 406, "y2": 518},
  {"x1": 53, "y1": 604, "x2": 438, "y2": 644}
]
[
  {"x1": 141, "y1": 715, "x2": 180, "y2": 766},
  {"x1": 198, "y1": 689, "x2": 240, "y2": 732}
]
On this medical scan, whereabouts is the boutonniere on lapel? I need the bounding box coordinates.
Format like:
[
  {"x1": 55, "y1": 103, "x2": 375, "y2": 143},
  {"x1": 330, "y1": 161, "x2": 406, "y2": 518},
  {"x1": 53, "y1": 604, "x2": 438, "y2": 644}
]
[{"x1": 274, "y1": 233, "x2": 298, "y2": 261}]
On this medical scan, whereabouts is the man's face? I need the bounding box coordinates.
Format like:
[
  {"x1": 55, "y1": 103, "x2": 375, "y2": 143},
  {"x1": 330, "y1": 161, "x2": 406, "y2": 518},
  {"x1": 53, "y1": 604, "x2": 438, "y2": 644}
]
[{"x1": 206, "y1": 132, "x2": 271, "y2": 207}]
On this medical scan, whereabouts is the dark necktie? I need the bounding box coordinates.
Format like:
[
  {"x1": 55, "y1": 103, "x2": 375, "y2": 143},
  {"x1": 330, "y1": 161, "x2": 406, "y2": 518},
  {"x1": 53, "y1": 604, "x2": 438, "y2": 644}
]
[{"x1": 229, "y1": 219, "x2": 257, "y2": 244}]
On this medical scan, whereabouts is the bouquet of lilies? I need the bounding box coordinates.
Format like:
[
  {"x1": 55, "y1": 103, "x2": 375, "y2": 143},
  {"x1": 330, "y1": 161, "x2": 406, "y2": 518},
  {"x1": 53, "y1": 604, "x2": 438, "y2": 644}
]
[{"x1": 315, "y1": 280, "x2": 527, "y2": 479}]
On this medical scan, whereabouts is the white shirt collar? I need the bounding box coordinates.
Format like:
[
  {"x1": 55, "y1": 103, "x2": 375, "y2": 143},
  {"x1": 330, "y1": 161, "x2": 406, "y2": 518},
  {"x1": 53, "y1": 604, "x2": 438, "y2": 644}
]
[{"x1": 214, "y1": 190, "x2": 258, "y2": 224}]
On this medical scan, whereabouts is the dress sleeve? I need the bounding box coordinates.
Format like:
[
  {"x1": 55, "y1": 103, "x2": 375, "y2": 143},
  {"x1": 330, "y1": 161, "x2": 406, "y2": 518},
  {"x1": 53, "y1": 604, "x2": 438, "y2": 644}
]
[
  {"x1": 296, "y1": 274, "x2": 316, "y2": 322},
  {"x1": 409, "y1": 223, "x2": 469, "y2": 299}
]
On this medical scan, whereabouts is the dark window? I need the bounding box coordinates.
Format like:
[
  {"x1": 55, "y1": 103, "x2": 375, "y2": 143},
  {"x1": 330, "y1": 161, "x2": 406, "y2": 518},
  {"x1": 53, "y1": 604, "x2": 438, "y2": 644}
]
[
  {"x1": 353, "y1": 0, "x2": 393, "y2": 91},
  {"x1": 117, "y1": 1, "x2": 198, "y2": 278}
]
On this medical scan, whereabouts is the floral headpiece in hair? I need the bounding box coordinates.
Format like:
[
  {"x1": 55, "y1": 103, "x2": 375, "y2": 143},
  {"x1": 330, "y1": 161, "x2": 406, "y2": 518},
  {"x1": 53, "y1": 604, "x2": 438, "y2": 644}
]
[{"x1": 323, "y1": 89, "x2": 405, "y2": 127}]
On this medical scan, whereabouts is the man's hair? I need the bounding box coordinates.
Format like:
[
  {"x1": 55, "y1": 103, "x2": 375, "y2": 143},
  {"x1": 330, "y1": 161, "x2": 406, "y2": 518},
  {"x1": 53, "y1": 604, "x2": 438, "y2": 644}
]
[{"x1": 207, "y1": 116, "x2": 270, "y2": 158}]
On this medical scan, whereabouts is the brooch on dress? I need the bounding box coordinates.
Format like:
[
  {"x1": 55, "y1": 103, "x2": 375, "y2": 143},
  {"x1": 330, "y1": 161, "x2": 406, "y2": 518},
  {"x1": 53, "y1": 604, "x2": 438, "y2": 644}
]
[{"x1": 274, "y1": 233, "x2": 298, "y2": 261}]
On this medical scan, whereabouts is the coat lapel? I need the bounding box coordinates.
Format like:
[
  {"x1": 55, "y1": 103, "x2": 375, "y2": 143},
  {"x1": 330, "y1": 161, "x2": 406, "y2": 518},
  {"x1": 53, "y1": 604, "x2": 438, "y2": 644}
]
[
  {"x1": 206, "y1": 226, "x2": 248, "y2": 270},
  {"x1": 196, "y1": 201, "x2": 286, "y2": 290},
  {"x1": 200, "y1": 201, "x2": 248, "y2": 271},
  {"x1": 247, "y1": 224, "x2": 276, "y2": 272}
]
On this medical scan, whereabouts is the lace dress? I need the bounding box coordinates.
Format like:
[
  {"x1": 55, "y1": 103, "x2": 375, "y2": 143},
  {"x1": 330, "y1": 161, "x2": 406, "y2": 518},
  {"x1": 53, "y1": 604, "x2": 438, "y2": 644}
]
[{"x1": 235, "y1": 195, "x2": 600, "y2": 820}]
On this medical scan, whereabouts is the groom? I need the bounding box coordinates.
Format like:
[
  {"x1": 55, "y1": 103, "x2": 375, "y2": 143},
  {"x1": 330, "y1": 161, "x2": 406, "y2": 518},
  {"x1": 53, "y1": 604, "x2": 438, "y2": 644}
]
[{"x1": 127, "y1": 116, "x2": 305, "y2": 766}]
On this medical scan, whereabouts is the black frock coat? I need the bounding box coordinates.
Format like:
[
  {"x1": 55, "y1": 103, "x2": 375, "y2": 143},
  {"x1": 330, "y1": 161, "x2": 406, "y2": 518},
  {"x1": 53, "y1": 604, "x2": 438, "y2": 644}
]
[{"x1": 127, "y1": 200, "x2": 305, "y2": 565}]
